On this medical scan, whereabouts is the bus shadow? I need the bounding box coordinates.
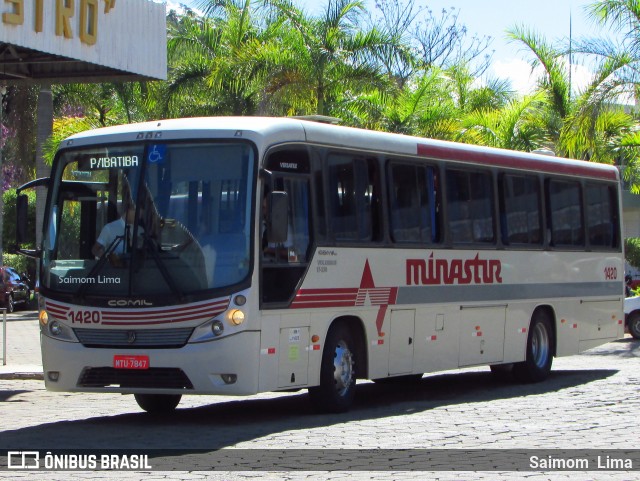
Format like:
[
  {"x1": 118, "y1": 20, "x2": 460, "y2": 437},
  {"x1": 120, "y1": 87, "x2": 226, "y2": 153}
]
[
  {"x1": 0, "y1": 368, "x2": 617, "y2": 452},
  {"x1": 581, "y1": 337, "x2": 640, "y2": 358}
]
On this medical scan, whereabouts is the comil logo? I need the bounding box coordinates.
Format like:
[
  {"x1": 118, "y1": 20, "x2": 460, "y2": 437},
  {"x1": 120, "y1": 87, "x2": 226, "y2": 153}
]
[{"x1": 7, "y1": 451, "x2": 40, "y2": 469}]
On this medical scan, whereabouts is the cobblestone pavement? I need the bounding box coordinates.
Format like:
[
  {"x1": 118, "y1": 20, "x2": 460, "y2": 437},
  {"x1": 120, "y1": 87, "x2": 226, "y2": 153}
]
[
  {"x1": 0, "y1": 310, "x2": 41, "y2": 376},
  {"x1": 0, "y1": 312, "x2": 639, "y2": 481}
]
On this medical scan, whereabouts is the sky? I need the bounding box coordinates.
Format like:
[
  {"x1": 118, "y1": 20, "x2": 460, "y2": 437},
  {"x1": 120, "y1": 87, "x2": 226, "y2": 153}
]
[{"x1": 170, "y1": 0, "x2": 621, "y2": 96}]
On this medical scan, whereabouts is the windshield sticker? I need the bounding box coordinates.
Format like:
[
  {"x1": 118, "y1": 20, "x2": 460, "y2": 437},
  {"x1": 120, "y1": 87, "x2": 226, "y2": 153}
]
[{"x1": 148, "y1": 144, "x2": 167, "y2": 164}]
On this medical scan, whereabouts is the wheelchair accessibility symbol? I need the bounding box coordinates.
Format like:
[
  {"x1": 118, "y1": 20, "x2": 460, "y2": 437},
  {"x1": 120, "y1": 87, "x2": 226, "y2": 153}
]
[{"x1": 148, "y1": 144, "x2": 166, "y2": 164}]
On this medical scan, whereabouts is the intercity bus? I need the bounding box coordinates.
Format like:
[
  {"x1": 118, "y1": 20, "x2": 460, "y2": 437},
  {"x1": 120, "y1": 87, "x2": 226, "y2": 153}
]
[{"x1": 16, "y1": 117, "x2": 625, "y2": 413}]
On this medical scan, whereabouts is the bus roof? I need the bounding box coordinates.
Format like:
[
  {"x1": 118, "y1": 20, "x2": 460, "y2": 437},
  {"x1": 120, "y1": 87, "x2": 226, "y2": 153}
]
[{"x1": 65, "y1": 116, "x2": 619, "y2": 182}]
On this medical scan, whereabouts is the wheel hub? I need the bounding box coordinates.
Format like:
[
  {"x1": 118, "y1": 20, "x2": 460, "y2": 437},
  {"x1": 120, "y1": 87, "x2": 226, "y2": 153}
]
[{"x1": 333, "y1": 340, "x2": 354, "y2": 396}]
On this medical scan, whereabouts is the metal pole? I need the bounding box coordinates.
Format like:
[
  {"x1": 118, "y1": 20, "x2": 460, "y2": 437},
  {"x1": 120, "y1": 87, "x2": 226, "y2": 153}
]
[
  {"x1": 2, "y1": 309, "x2": 5, "y2": 366},
  {"x1": 0, "y1": 86, "x2": 5, "y2": 262}
]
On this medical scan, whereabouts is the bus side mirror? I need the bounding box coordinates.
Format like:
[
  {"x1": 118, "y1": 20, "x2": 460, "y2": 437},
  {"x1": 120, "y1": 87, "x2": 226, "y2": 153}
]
[
  {"x1": 16, "y1": 194, "x2": 29, "y2": 244},
  {"x1": 268, "y1": 191, "x2": 288, "y2": 244}
]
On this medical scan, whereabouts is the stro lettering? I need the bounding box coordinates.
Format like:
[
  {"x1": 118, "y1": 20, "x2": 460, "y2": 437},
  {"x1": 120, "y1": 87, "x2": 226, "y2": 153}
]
[{"x1": 2, "y1": 0, "x2": 115, "y2": 46}]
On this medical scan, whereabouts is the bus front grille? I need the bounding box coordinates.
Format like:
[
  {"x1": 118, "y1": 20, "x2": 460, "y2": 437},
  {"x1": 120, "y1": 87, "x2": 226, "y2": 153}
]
[
  {"x1": 77, "y1": 367, "x2": 194, "y2": 390},
  {"x1": 73, "y1": 327, "x2": 194, "y2": 348}
]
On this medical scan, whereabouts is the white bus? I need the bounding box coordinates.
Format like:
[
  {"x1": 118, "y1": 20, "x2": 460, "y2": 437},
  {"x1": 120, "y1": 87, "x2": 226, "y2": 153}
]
[{"x1": 16, "y1": 117, "x2": 625, "y2": 413}]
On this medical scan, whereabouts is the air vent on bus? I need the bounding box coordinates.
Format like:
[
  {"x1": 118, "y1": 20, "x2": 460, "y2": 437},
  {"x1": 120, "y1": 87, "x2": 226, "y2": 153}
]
[{"x1": 73, "y1": 327, "x2": 194, "y2": 348}]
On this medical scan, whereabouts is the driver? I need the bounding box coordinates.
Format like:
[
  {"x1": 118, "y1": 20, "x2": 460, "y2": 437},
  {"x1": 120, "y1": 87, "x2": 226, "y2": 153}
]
[{"x1": 92, "y1": 204, "x2": 144, "y2": 258}]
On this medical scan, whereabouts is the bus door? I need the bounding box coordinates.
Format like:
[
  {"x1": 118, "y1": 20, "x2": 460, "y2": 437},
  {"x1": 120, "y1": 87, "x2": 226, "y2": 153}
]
[{"x1": 261, "y1": 175, "x2": 312, "y2": 303}]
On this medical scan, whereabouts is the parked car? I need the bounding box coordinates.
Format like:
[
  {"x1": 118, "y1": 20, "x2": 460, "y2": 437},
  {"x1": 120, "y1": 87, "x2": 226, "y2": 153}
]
[
  {"x1": 0, "y1": 266, "x2": 30, "y2": 313},
  {"x1": 623, "y1": 295, "x2": 640, "y2": 340}
]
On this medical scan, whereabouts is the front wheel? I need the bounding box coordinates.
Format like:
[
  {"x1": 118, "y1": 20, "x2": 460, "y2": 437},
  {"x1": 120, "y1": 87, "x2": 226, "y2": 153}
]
[
  {"x1": 513, "y1": 310, "x2": 554, "y2": 383},
  {"x1": 628, "y1": 312, "x2": 640, "y2": 340},
  {"x1": 6, "y1": 294, "x2": 14, "y2": 313},
  {"x1": 134, "y1": 393, "x2": 181, "y2": 414},
  {"x1": 308, "y1": 323, "x2": 357, "y2": 413}
]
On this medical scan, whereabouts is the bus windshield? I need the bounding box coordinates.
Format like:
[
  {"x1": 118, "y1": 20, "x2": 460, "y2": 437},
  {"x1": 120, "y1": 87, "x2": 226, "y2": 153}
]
[{"x1": 42, "y1": 141, "x2": 255, "y2": 298}]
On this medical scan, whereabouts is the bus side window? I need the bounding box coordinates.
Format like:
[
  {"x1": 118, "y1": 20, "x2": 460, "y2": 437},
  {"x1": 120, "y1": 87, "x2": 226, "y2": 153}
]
[
  {"x1": 388, "y1": 162, "x2": 438, "y2": 244},
  {"x1": 326, "y1": 154, "x2": 381, "y2": 242},
  {"x1": 547, "y1": 179, "x2": 584, "y2": 248},
  {"x1": 499, "y1": 174, "x2": 542, "y2": 246},
  {"x1": 446, "y1": 168, "x2": 495, "y2": 244},
  {"x1": 586, "y1": 183, "x2": 618, "y2": 249}
]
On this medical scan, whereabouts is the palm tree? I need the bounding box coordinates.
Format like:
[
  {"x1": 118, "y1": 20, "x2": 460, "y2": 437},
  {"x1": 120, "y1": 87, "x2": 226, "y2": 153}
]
[
  {"x1": 508, "y1": 25, "x2": 639, "y2": 167},
  {"x1": 167, "y1": 0, "x2": 278, "y2": 116},
  {"x1": 340, "y1": 68, "x2": 458, "y2": 137},
  {"x1": 263, "y1": 0, "x2": 397, "y2": 116},
  {"x1": 456, "y1": 93, "x2": 547, "y2": 150}
]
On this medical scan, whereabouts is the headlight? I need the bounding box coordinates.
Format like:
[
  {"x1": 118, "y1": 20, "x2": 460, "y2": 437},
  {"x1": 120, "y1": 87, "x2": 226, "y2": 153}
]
[
  {"x1": 49, "y1": 320, "x2": 62, "y2": 336},
  {"x1": 211, "y1": 320, "x2": 224, "y2": 336},
  {"x1": 228, "y1": 309, "x2": 245, "y2": 326},
  {"x1": 39, "y1": 312, "x2": 78, "y2": 343}
]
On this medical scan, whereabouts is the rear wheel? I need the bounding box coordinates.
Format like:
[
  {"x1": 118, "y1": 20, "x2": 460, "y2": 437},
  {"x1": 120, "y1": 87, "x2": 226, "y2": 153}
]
[
  {"x1": 134, "y1": 393, "x2": 181, "y2": 414},
  {"x1": 513, "y1": 310, "x2": 554, "y2": 383},
  {"x1": 309, "y1": 323, "x2": 357, "y2": 413},
  {"x1": 628, "y1": 312, "x2": 640, "y2": 340}
]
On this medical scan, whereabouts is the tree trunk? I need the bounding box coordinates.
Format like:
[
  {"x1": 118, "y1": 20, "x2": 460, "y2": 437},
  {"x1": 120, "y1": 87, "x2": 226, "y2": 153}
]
[{"x1": 35, "y1": 88, "x2": 53, "y2": 252}]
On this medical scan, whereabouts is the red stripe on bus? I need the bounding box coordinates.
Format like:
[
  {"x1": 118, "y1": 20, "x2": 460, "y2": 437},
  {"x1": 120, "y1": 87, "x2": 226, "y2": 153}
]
[
  {"x1": 102, "y1": 300, "x2": 229, "y2": 317},
  {"x1": 291, "y1": 301, "x2": 357, "y2": 309},
  {"x1": 296, "y1": 288, "x2": 359, "y2": 295},
  {"x1": 102, "y1": 305, "x2": 226, "y2": 321},
  {"x1": 293, "y1": 294, "x2": 358, "y2": 302},
  {"x1": 101, "y1": 312, "x2": 214, "y2": 326},
  {"x1": 417, "y1": 143, "x2": 618, "y2": 181}
]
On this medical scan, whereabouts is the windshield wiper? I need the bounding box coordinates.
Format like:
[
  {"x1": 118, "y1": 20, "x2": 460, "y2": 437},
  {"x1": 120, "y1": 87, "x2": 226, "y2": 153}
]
[
  {"x1": 75, "y1": 235, "x2": 125, "y2": 301},
  {"x1": 130, "y1": 230, "x2": 183, "y2": 301}
]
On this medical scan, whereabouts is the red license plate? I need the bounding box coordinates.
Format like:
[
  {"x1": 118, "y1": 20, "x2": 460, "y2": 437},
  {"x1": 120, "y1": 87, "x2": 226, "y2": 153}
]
[{"x1": 113, "y1": 355, "x2": 149, "y2": 370}]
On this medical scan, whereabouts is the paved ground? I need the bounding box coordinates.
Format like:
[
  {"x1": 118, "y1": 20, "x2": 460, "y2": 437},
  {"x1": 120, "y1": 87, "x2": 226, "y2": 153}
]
[
  {"x1": 0, "y1": 309, "x2": 41, "y2": 378},
  {"x1": 1, "y1": 310, "x2": 639, "y2": 480}
]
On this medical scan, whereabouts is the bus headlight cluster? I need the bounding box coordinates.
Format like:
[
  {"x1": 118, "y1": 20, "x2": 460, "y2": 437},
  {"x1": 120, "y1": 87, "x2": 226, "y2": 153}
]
[
  {"x1": 189, "y1": 308, "x2": 247, "y2": 343},
  {"x1": 39, "y1": 310, "x2": 77, "y2": 342}
]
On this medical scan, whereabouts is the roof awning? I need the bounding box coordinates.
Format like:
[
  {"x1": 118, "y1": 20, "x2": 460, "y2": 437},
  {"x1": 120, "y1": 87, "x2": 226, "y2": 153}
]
[{"x1": 0, "y1": 0, "x2": 167, "y2": 85}]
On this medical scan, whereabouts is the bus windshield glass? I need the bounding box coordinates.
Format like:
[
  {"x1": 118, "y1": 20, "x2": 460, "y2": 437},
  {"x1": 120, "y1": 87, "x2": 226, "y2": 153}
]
[{"x1": 41, "y1": 141, "x2": 254, "y2": 298}]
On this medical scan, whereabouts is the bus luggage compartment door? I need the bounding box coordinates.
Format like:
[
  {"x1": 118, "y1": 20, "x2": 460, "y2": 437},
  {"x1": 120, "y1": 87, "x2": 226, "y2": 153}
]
[
  {"x1": 458, "y1": 305, "x2": 506, "y2": 367},
  {"x1": 389, "y1": 309, "x2": 416, "y2": 375},
  {"x1": 277, "y1": 327, "x2": 310, "y2": 388}
]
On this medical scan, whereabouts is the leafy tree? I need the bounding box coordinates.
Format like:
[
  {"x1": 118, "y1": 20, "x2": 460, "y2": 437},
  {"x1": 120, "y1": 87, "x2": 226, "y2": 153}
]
[
  {"x1": 507, "y1": 24, "x2": 640, "y2": 186},
  {"x1": 263, "y1": 0, "x2": 397, "y2": 116},
  {"x1": 456, "y1": 93, "x2": 547, "y2": 151},
  {"x1": 625, "y1": 237, "x2": 640, "y2": 268}
]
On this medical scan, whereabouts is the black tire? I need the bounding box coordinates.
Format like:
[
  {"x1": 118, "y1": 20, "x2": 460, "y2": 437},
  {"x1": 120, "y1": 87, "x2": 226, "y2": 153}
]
[
  {"x1": 308, "y1": 323, "x2": 357, "y2": 413},
  {"x1": 628, "y1": 312, "x2": 640, "y2": 340},
  {"x1": 6, "y1": 294, "x2": 14, "y2": 314},
  {"x1": 134, "y1": 393, "x2": 181, "y2": 414},
  {"x1": 372, "y1": 374, "x2": 423, "y2": 384},
  {"x1": 513, "y1": 310, "x2": 554, "y2": 383}
]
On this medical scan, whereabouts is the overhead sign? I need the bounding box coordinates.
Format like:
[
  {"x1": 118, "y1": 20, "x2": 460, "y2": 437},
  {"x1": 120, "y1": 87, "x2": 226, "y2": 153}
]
[{"x1": 0, "y1": 0, "x2": 167, "y2": 82}]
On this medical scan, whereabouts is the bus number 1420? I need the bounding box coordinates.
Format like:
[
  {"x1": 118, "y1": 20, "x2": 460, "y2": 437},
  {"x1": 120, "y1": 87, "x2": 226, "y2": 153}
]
[
  {"x1": 604, "y1": 266, "x2": 618, "y2": 280},
  {"x1": 69, "y1": 311, "x2": 101, "y2": 324}
]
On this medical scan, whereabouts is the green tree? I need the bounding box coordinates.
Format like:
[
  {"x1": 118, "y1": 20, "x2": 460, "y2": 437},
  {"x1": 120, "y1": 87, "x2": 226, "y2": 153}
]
[
  {"x1": 263, "y1": 0, "x2": 397, "y2": 116},
  {"x1": 166, "y1": 0, "x2": 277, "y2": 116},
  {"x1": 456, "y1": 93, "x2": 547, "y2": 150},
  {"x1": 507, "y1": 25, "x2": 640, "y2": 178}
]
